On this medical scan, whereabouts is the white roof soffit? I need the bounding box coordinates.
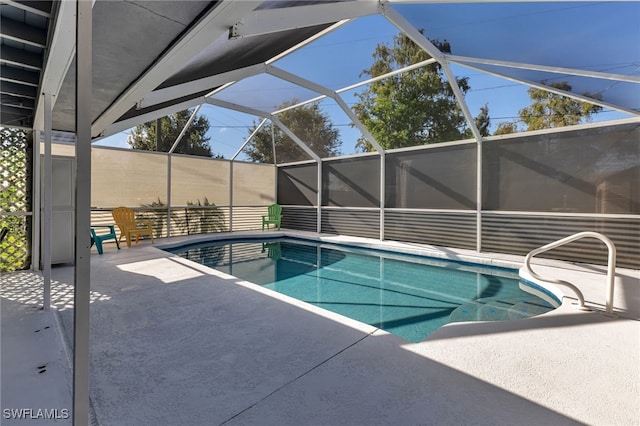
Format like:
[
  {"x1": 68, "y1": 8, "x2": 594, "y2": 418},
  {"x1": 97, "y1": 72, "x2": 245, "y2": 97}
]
[
  {"x1": 33, "y1": 0, "x2": 78, "y2": 131},
  {"x1": 229, "y1": 0, "x2": 378, "y2": 39},
  {"x1": 91, "y1": 0, "x2": 261, "y2": 138}
]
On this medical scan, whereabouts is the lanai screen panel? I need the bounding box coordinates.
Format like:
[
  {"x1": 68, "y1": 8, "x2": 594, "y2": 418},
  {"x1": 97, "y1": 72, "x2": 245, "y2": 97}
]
[
  {"x1": 483, "y1": 122, "x2": 640, "y2": 213},
  {"x1": 211, "y1": 74, "x2": 321, "y2": 113},
  {"x1": 232, "y1": 162, "x2": 275, "y2": 206},
  {"x1": 170, "y1": 155, "x2": 230, "y2": 206},
  {"x1": 92, "y1": 148, "x2": 168, "y2": 208},
  {"x1": 455, "y1": 63, "x2": 640, "y2": 115},
  {"x1": 323, "y1": 156, "x2": 380, "y2": 207},
  {"x1": 277, "y1": 163, "x2": 318, "y2": 206},
  {"x1": 272, "y1": 14, "x2": 402, "y2": 90},
  {"x1": 386, "y1": 143, "x2": 477, "y2": 210},
  {"x1": 395, "y1": 2, "x2": 640, "y2": 112}
]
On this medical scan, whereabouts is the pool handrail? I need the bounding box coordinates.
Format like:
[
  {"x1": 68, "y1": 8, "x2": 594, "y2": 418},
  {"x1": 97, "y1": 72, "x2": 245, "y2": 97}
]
[{"x1": 524, "y1": 231, "x2": 617, "y2": 315}]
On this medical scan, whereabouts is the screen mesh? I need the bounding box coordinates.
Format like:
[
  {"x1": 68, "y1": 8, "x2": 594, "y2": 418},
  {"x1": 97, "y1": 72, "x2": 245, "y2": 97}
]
[
  {"x1": 483, "y1": 123, "x2": 640, "y2": 213},
  {"x1": 171, "y1": 155, "x2": 230, "y2": 206},
  {"x1": 232, "y1": 162, "x2": 276, "y2": 206},
  {"x1": 92, "y1": 148, "x2": 168, "y2": 208},
  {"x1": 277, "y1": 163, "x2": 318, "y2": 206},
  {"x1": 323, "y1": 156, "x2": 380, "y2": 207},
  {"x1": 386, "y1": 144, "x2": 476, "y2": 209}
]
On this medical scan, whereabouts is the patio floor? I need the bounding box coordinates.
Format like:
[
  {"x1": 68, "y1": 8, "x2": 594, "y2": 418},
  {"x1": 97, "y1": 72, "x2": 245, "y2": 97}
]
[{"x1": 1, "y1": 231, "x2": 638, "y2": 425}]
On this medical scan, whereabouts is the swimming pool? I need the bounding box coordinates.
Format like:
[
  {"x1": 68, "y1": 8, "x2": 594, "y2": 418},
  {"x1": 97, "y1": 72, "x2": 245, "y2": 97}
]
[{"x1": 167, "y1": 238, "x2": 557, "y2": 342}]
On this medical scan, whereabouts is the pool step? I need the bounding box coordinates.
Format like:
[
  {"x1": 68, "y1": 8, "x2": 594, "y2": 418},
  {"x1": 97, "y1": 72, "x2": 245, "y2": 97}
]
[{"x1": 448, "y1": 296, "x2": 553, "y2": 323}]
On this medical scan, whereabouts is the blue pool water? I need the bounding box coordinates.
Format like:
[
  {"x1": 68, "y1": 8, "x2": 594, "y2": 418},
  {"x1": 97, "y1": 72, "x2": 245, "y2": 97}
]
[{"x1": 167, "y1": 238, "x2": 556, "y2": 342}]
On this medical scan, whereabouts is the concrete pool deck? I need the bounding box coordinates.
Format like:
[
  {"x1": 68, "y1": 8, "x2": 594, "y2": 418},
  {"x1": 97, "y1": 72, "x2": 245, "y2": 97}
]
[{"x1": 1, "y1": 231, "x2": 638, "y2": 425}]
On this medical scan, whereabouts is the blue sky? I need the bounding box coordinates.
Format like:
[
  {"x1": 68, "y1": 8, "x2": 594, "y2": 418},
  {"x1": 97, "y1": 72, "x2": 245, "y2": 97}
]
[{"x1": 94, "y1": 2, "x2": 637, "y2": 159}]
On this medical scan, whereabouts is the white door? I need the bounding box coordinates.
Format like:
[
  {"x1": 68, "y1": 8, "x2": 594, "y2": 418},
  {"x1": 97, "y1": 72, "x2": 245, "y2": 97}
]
[{"x1": 42, "y1": 155, "x2": 75, "y2": 264}]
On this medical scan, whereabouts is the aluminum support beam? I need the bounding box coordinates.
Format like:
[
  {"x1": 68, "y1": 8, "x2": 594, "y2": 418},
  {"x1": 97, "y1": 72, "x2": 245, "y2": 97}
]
[
  {"x1": 381, "y1": 3, "x2": 486, "y2": 251},
  {"x1": 42, "y1": 93, "x2": 52, "y2": 310},
  {"x1": 169, "y1": 105, "x2": 201, "y2": 154},
  {"x1": 269, "y1": 116, "x2": 322, "y2": 163},
  {"x1": 231, "y1": 118, "x2": 267, "y2": 160},
  {"x1": 166, "y1": 104, "x2": 202, "y2": 237},
  {"x1": 458, "y1": 61, "x2": 640, "y2": 118},
  {"x1": 33, "y1": 0, "x2": 77, "y2": 130},
  {"x1": 229, "y1": 1, "x2": 378, "y2": 39},
  {"x1": 269, "y1": 116, "x2": 323, "y2": 227},
  {"x1": 101, "y1": 98, "x2": 206, "y2": 139},
  {"x1": 380, "y1": 153, "x2": 385, "y2": 241},
  {"x1": 138, "y1": 63, "x2": 265, "y2": 110},
  {"x1": 206, "y1": 98, "x2": 270, "y2": 120},
  {"x1": 31, "y1": 128, "x2": 40, "y2": 271},
  {"x1": 271, "y1": 120, "x2": 277, "y2": 165},
  {"x1": 317, "y1": 161, "x2": 322, "y2": 233},
  {"x1": 229, "y1": 161, "x2": 233, "y2": 231},
  {"x1": 73, "y1": 1, "x2": 92, "y2": 424},
  {"x1": 166, "y1": 154, "x2": 172, "y2": 237},
  {"x1": 266, "y1": 20, "x2": 350, "y2": 65},
  {"x1": 447, "y1": 54, "x2": 640, "y2": 84},
  {"x1": 266, "y1": 64, "x2": 385, "y2": 153},
  {"x1": 91, "y1": 1, "x2": 260, "y2": 137}
]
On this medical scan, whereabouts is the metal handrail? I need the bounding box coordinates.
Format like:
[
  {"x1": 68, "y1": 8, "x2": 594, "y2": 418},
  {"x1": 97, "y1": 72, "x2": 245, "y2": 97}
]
[{"x1": 524, "y1": 231, "x2": 617, "y2": 314}]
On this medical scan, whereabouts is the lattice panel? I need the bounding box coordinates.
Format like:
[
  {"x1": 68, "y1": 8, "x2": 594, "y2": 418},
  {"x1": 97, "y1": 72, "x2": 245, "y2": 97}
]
[{"x1": 1, "y1": 128, "x2": 31, "y2": 271}]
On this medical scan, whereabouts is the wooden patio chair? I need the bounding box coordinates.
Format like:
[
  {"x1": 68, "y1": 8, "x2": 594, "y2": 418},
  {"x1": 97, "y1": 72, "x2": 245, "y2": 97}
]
[
  {"x1": 112, "y1": 207, "x2": 155, "y2": 247},
  {"x1": 261, "y1": 204, "x2": 282, "y2": 231}
]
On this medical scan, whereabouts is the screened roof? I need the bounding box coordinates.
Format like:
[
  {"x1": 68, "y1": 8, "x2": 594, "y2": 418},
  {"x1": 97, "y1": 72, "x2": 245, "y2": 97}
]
[{"x1": 1, "y1": 0, "x2": 638, "y2": 156}]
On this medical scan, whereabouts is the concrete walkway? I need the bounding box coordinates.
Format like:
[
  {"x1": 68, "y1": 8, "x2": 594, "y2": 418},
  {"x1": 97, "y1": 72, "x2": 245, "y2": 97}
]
[{"x1": 1, "y1": 232, "x2": 638, "y2": 425}]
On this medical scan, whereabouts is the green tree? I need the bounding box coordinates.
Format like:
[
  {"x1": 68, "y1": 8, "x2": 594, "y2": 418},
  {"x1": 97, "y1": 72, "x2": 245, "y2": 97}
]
[
  {"x1": 128, "y1": 109, "x2": 217, "y2": 157},
  {"x1": 519, "y1": 82, "x2": 602, "y2": 131},
  {"x1": 493, "y1": 122, "x2": 519, "y2": 135},
  {"x1": 474, "y1": 104, "x2": 491, "y2": 137},
  {"x1": 245, "y1": 101, "x2": 341, "y2": 163},
  {"x1": 494, "y1": 81, "x2": 603, "y2": 134},
  {"x1": 353, "y1": 33, "x2": 473, "y2": 151}
]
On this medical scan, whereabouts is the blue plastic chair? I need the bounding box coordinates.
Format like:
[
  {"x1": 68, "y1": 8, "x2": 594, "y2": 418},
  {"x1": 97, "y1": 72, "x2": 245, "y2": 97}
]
[{"x1": 90, "y1": 225, "x2": 120, "y2": 254}]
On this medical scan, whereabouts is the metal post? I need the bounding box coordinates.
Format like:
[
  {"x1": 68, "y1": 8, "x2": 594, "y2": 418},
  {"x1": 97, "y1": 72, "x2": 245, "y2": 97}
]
[
  {"x1": 229, "y1": 161, "x2": 233, "y2": 231},
  {"x1": 73, "y1": 1, "x2": 92, "y2": 424},
  {"x1": 317, "y1": 161, "x2": 322, "y2": 233},
  {"x1": 167, "y1": 154, "x2": 172, "y2": 237},
  {"x1": 476, "y1": 140, "x2": 482, "y2": 252},
  {"x1": 271, "y1": 122, "x2": 278, "y2": 224},
  {"x1": 31, "y1": 130, "x2": 41, "y2": 272},
  {"x1": 155, "y1": 118, "x2": 161, "y2": 151},
  {"x1": 43, "y1": 93, "x2": 53, "y2": 310},
  {"x1": 271, "y1": 120, "x2": 277, "y2": 164},
  {"x1": 379, "y1": 153, "x2": 385, "y2": 241}
]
